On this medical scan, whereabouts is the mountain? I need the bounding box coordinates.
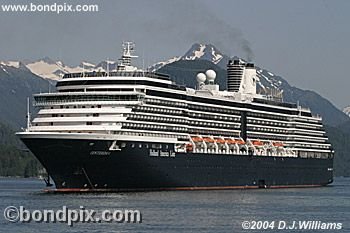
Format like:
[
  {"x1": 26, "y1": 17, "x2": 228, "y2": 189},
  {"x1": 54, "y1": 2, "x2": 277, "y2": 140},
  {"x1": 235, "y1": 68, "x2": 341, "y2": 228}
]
[
  {"x1": 325, "y1": 125, "x2": 350, "y2": 177},
  {"x1": 0, "y1": 63, "x2": 55, "y2": 129},
  {"x1": 151, "y1": 43, "x2": 230, "y2": 72},
  {"x1": 182, "y1": 43, "x2": 229, "y2": 66}
]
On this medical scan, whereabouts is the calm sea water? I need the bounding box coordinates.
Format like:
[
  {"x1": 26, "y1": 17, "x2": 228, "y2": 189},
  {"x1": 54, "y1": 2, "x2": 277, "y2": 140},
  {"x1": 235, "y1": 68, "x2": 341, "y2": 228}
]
[{"x1": 0, "y1": 177, "x2": 349, "y2": 233}]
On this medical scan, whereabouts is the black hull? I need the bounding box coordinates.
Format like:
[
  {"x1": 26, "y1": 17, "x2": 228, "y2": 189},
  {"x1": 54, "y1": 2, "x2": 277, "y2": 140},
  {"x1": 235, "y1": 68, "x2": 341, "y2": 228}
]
[{"x1": 21, "y1": 138, "x2": 334, "y2": 191}]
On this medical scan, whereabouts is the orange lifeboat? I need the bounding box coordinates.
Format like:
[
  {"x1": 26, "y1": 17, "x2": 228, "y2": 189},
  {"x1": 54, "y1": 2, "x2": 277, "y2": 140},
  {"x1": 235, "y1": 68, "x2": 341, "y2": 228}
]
[
  {"x1": 235, "y1": 139, "x2": 246, "y2": 145},
  {"x1": 225, "y1": 139, "x2": 236, "y2": 144},
  {"x1": 273, "y1": 142, "x2": 284, "y2": 147},
  {"x1": 252, "y1": 140, "x2": 264, "y2": 146},
  {"x1": 203, "y1": 137, "x2": 215, "y2": 143},
  {"x1": 215, "y1": 138, "x2": 226, "y2": 144},
  {"x1": 191, "y1": 137, "x2": 203, "y2": 142}
]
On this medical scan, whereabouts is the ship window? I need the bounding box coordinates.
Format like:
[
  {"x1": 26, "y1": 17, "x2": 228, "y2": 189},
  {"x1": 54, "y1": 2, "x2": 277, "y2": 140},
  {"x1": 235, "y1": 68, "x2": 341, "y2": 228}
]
[
  {"x1": 93, "y1": 113, "x2": 99, "y2": 117},
  {"x1": 131, "y1": 144, "x2": 135, "y2": 148},
  {"x1": 98, "y1": 105, "x2": 101, "y2": 108},
  {"x1": 139, "y1": 144, "x2": 142, "y2": 148},
  {"x1": 86, "y1": 122, "x2": 92, "y2": 125},
  {"x1": 82, "y1": 106, "x2": 86, "y2": 108},
  {"x1": 60, "y1": 106, "x2": 63, "y2": 109},
  {"x1": 50, "y1": 122, "x2": 53, "y2": 126}
]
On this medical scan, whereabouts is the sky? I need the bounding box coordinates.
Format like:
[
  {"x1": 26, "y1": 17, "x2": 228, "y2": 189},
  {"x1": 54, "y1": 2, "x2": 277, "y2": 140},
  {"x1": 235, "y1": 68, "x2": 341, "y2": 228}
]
[{"x1": 0, "y1": 0, "x2": 349, "y2": 109}]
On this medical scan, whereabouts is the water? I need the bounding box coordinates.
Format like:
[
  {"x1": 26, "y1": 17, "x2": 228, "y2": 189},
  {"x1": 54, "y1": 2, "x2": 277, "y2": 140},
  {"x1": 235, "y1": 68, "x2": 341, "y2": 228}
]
[{"x1": 0, "y1": 177, "x2": 349, "y2": 233}]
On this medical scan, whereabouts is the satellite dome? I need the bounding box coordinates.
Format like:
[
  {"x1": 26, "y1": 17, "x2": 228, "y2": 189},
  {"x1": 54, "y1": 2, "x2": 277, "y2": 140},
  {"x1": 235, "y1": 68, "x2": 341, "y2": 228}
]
[
  {"x1": 196, "y1": 73, "x2": 206, "y2": 83},
  {"x1": 205, "y1": 70, "x2": 216, "y2": 82}
]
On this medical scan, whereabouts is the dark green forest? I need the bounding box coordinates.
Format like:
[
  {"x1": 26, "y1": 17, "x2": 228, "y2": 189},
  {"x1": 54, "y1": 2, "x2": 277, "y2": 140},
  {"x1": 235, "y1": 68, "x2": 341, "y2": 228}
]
[{"x1": 0, "y1": 122, "x2": 41, "y2": 177}]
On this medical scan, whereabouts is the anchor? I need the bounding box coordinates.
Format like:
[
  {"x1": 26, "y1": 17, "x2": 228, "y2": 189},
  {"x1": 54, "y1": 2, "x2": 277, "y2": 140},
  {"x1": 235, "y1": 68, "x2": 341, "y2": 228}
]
[{"x1": 43, "y1": 174, "x2": 53, "y2": 187}]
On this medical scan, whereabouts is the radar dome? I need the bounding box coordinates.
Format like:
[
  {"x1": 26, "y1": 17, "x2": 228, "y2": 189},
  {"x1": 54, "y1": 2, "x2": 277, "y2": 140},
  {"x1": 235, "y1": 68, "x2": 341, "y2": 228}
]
[
  {"x1": 205, "y1": 70, "x2": 216, "y2": 82},
  {"x1": 196, "y1": 73, "x2": 206, "y2": 83}
]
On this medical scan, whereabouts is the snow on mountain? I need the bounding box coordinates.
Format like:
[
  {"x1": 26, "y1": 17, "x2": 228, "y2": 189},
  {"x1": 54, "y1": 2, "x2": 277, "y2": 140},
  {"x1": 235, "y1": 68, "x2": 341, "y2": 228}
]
[
  {"x1": 1, "y1": 57, "x2": 122, "y2": 80},
  {"x1": 150, "y1": 43, "x2": 228, "y2": 72},
  {"x1": 79, "y1": 61, "x2": 96, "y2": 69},
  {"x1": 22, "y1": 58, "x2": 100, "y2": 80},
  {"x1": 0, "y1": 61, "x2": 31, "y2": 75},
  {"x1": 0, "y1": 61, "x2": 21, "y2": 68},
  {"x1": 255, "y1": 67, "x2": 287, "y2": 95},
  {"x1": 150, "y1": 56, "x2": 181, "y2": 72},
  {"x1": 182, "y1": 43, "x2": 226, "y2": 64},
  {"x1": 343, "y1": 106, "x2": 350, "y2": 117},
  {"x1": 183, "y1": 43, "x2": 206, "y2": 60},
  {"x1": 94, "y1": 60, "x2": 118, "y2": 72}
]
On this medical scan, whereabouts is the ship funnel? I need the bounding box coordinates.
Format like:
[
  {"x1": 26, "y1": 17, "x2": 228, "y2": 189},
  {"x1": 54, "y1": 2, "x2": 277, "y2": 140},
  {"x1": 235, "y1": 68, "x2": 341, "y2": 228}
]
[
  {"x1": 227, "y1": 60, "x2": 244, "y2": 92},
  {"x1": 227, "y1": 59, "x2": 257, "y2": 95}
]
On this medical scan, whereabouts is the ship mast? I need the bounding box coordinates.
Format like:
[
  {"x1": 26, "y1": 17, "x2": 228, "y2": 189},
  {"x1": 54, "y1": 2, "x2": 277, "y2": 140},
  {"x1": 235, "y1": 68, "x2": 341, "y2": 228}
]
[
  {"x1": 117, "y1": 42, "x2": 138, "y2": 71},
  {"x1": 26, "y1": 97, "x2": 31, "y2": 132}
]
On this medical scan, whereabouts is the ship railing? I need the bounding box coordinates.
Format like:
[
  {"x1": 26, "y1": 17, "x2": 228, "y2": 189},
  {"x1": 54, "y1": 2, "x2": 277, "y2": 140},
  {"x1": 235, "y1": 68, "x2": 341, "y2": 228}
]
[
  {"x1": 62, "y1": 71, "x2": 170, "y2": 81},
  {"x1": 34, "y1": 100, "x2": 142, "y2": 107},
  {"x1": 312, "y1": 114, "x2": 322, "y2": 120}
]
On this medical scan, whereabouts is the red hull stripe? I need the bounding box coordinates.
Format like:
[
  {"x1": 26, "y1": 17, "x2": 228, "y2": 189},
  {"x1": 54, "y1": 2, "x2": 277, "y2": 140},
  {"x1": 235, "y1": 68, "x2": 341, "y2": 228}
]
[{"x1": 44, "y1": 184, "x2": 325, "y2": 193}]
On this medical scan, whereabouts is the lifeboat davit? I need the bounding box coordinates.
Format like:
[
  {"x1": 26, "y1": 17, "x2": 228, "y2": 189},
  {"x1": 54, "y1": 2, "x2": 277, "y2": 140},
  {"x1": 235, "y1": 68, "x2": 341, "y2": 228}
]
[
  {"x1": 186, "y1": 143, "x2": 193, "y2": 151},
  {"x1": 273, "y1": 142, "x2": 284, "y2": 147}
]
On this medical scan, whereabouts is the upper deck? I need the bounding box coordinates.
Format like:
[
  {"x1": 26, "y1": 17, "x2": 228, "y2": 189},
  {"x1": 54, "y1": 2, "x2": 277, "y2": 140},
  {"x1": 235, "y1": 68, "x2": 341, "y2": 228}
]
[{"x1": 62, "y1": 71, "x2": 171, "y2": 81}]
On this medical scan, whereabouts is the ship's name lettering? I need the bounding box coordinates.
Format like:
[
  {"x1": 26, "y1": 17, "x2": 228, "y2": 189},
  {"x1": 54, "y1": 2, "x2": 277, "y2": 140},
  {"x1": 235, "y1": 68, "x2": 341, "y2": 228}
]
[
  {"x1": 149, "y1": 149, "x2": 175, "y2": 157},
  {"x1": 90, "y1": 151, "x2": 111, "y2": 156}
]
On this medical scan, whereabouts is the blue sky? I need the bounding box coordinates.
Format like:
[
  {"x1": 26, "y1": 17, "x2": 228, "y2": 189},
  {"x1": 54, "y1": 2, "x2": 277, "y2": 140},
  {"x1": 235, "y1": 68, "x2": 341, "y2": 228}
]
[{"x1": 0, "y1": 0, "x2": 349, "y2": 109}]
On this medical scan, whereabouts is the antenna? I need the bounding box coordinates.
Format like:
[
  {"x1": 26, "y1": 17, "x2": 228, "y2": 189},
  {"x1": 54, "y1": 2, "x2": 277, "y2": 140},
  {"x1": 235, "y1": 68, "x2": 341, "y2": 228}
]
[
  {"x1": 297, "y1": 100, "x2": 302, "y2": 116},
  {"x1": 106, "y1": 58, "x2": 109, "y2": 77},
  {"x1": 26, "y1": 97, "x2": 31, "y2": 131},
  {"x1": 142, "y1": 49, "x2": 145, "y2": 75}
]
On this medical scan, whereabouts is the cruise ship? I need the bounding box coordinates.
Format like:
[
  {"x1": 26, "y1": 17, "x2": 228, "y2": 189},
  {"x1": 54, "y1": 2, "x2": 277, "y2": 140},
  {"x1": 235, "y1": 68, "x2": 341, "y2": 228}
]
[{"x1": 17, "y1": 42, "x2": 334, "y2": 191}]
